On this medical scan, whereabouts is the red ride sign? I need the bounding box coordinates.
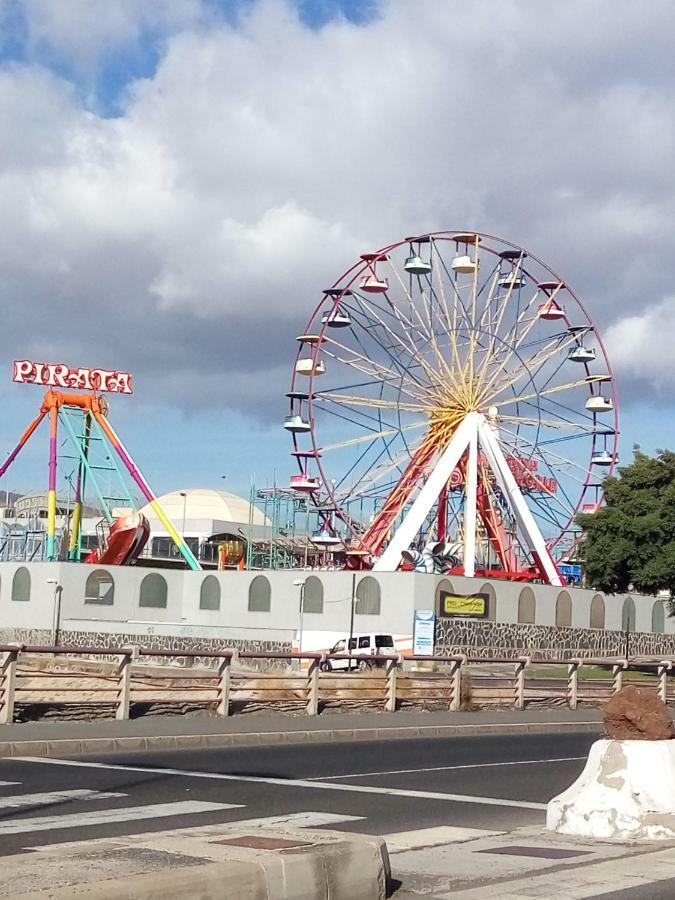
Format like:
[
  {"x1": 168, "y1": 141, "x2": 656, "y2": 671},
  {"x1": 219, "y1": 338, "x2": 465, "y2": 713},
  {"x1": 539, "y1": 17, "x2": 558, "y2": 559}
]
[{"x1": 13, "y1": 360, "x2": 133, "y2": 394}]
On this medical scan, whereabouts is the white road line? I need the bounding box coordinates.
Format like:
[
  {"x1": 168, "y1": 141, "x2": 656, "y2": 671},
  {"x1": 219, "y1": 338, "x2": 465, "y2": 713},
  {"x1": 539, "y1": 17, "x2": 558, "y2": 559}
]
[
  {"x1": 307, "y1": 756, "x2": 586, "y2": 781},
  {"x1": 15, "y1": 758, "x2": 546, "y2": 810},
  {"x1": 383, "y1": 825, "x2": 503, "y2": 852},
  {"x1": 0, "y1": 801, "x2": 241, "y2": 835},
  {"x1": 0, "y1": 790, "x2": 125, "y2": 809},
  {"x1": 0, "y1": 782, "x2": 20, "y2": 787}
]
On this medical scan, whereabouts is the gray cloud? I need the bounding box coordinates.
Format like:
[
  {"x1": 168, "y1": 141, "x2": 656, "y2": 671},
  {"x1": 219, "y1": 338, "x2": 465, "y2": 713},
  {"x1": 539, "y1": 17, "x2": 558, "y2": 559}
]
[{"x1": 1, "y1": 0, "x2": 675, "y2": 427}]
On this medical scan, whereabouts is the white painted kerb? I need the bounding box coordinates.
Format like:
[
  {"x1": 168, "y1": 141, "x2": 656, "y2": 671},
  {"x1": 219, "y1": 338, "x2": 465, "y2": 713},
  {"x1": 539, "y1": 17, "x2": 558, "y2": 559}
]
[{"x1": 547, "y1": 738, "x2": 675, "y2": 840}]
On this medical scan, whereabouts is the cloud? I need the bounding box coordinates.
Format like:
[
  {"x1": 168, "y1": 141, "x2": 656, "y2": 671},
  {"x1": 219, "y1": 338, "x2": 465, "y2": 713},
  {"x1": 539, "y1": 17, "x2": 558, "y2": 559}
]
[
  {"x1": 605, "y1": 298, "x2": 675, "y2": 401},
  {"x1": 1, "y1": 0, "x2": 675, "y2": 430}
]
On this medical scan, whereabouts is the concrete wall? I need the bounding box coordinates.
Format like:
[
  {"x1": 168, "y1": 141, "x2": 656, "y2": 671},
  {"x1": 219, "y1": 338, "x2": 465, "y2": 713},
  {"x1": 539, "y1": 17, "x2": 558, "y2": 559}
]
[{"x1": 0, "y1": 561, "x2": 672, "y2": 659}]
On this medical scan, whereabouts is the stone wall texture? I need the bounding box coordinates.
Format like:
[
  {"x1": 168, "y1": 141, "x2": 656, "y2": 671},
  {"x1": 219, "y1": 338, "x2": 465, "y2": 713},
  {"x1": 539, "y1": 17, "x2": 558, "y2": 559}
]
[
  {"x1": 435, "y1": 619, "x2": 675, "y2": 659},
  {"x1": 0, "y1": 627, "x2": 291, "y2": 670}
]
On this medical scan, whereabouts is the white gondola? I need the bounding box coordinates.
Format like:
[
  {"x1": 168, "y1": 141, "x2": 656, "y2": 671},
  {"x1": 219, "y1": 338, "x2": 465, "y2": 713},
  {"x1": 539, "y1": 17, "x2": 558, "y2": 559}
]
[
  {"x1": 296, "y1": 334, "x2": 324, "y2": 344},
  {"x1": 284, "y1": 415, "x2": 311, "y2": 433},
  {"x1": 359, "y1": 274, "x2": 389, "y2": 293},
  {"x1": 286, "y1": 390, "x2": 310, "y2": 401},
  {"x1": 585, "y1": 395, "x2": 613, "y2": 412},
  {"x1": 538, "y1": 300, "x2": 566, "y2": 320},
  {"x1": 538, "y1": 280, "x2": 564, "y2": 291},
  {"x1": 295, "y1": 358, "x2": 326, "y2": 376},
  {"x1": 452, "y1": 255, "x2": 478, "y2": 274},
  {"x1": 591, "y1": 450, "x2": 614, "y2": 466},
  {"x1": 582, "y1": 503, "x2": 600, "y2": 514},
  {"x1": 322, "y1": 308, "x2": 352, "y2": 328},
  {"x1": 311, "y1": 528, "x2": 343, "y2": 547},
  {"x1": 289, "y1": 473, "x2": 320, "y2": 492},
  {"x1": 404, "y1": 254, "x2": 432, "y2": 275},
  {"x1": 498, "y1": 273, "x2": 525, "y2": 289},
  {"x1": 568, "y1": 346, "x2": 596, "y2": 363}
]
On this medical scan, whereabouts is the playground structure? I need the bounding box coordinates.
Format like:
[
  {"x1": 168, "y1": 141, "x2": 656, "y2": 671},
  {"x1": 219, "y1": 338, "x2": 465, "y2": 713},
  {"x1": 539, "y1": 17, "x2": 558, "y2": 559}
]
[
  {"x1": 0, "y1": 363, "x2": 201, "y2": 570},
  {"x1": 286, "y1": 231, "x2": 619, "y2": 584}
]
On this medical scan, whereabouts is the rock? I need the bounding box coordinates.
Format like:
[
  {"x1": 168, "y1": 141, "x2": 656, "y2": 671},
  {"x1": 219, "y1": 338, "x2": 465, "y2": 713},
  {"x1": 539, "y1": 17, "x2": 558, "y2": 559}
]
[{"x1": 603, "y1": 684, "x2": 673, "y2": 741}]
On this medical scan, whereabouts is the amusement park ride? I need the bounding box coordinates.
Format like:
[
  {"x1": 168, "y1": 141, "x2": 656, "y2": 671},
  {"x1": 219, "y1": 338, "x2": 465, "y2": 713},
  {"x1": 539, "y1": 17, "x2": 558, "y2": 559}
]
[
  {"x1": 287, "y1": 231, "x2": 619, "y2": 586},
  {"x1": 0, "y1": 361, "x2": 201, "y2": 570}
]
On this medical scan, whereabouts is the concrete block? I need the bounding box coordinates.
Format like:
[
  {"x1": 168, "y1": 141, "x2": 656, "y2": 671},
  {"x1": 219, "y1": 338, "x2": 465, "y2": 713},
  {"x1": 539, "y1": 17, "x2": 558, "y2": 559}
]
[
  {"x1": 548, "y1": 739, "x2": 675, "y2": 840},
  {"x1": 45, "y1": 739, "x2": 83, "y2": 757}
]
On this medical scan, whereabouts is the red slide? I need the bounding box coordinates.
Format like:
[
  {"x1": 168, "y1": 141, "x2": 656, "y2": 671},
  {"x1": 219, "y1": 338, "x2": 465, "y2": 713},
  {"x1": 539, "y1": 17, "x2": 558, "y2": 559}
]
[{"x1": 85, "y1": 513, "x2": 151, "y2": 566}]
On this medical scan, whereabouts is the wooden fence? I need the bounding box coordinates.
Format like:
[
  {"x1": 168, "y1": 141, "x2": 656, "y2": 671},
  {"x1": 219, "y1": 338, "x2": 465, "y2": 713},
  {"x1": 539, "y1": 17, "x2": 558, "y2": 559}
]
[{"x1": 0, "y1": 644, "x2": 672, "y2": 723}]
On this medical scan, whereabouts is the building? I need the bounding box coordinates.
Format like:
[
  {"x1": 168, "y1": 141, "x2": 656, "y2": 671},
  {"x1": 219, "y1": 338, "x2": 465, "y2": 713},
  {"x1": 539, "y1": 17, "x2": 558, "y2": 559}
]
[{"x1": 136, "y1": 488, "x2": 271, "y2": 568}]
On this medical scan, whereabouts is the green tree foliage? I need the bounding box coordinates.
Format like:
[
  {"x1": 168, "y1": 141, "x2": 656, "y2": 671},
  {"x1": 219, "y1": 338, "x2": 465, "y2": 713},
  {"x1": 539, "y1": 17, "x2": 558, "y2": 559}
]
[{"x1": 578, "y1": 448, "x2": 675, "y2": 595}]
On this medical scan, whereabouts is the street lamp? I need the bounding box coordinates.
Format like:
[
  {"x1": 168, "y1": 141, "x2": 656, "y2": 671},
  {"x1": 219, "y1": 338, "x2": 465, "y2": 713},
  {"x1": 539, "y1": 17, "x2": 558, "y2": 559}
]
[
  {"x1": 293, "y1": 578, "x2": 306, "y2": 653},
  {"x1": 179, "y1": 491, "x2": 187, "y2": 536},
  {"x1": 47, "y1": 578, "x2": 62, "y2": 647}
]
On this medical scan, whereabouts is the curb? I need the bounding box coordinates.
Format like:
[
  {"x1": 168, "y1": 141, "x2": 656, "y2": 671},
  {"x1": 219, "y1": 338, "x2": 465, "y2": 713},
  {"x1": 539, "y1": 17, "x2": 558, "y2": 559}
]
[
  {"x1": 6, "y1": 829, "x2": 391, "y2": 900},
  {"x1": 0, "y1": 719, "x2": 601, "y2": 758}
]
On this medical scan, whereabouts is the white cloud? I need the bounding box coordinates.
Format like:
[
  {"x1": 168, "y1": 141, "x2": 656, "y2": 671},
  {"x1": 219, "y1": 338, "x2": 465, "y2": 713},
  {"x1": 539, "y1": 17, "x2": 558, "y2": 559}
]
[
  {"x1": 2, "y1": 0, "x2": 675, "y2": 419},
  {"x1": 605, "y1": 298, "x2": 675, "y2": 398}
]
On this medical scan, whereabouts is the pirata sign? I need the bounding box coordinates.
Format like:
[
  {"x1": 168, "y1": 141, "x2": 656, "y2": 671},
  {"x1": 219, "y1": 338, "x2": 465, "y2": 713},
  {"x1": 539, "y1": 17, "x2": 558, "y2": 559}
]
[
  {"x1": 13, "y1": 360, "x2": 133, "y2": 394},
  {"x1": 438, "y1": 591, "x2": 489, "y2": 618}
]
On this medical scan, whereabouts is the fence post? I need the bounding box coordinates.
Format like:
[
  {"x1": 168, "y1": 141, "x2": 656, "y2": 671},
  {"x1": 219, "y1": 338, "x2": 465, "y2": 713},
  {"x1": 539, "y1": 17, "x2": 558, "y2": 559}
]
[
  {"x1": 514, "y1": 657, "x2": 528, "y2": 710},
  {"x1": 0, "y1": 647, "x2": 20, "y2": 725},
  {"x1": 385, "y1": 655, "x2": 401, "y2": 713},
  {"x1": 658, "y1": 661, "x2": 671, "y2": 704},
  {"x1": 217, "y1": 651, "x2": 236, "y2": 717},
  {"x1": 612, "y1": 662, "x2": 625, "y2": 694},
  {"x1": 115, "y1": 648, "x2": 134, "y2": 721},
  {"x1": 450, "y1": 657, "x2": 463, "y2": 711},
  {"x1": 567, "y1": 659, "x2": 580, "y2": 710},
  {"x1": 306, "y1": 656, "x2": 320, "y2": 716}
]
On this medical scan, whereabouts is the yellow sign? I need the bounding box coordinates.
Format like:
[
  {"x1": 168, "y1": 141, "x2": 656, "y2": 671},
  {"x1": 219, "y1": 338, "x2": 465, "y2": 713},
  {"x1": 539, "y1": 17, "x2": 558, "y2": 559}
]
[{"x1": 440, "y1": 592, "x2": 487, "y2": 618}]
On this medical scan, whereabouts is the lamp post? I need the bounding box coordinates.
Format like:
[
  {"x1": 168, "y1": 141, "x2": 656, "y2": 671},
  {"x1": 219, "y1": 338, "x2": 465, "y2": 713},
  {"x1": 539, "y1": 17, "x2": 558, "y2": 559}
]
[
  {"x1": 293, "y1": 578, "x2": 306, "y2": 654},
  {"x1": 47, "y1": 578, "x2": 62, "y2": 647}
]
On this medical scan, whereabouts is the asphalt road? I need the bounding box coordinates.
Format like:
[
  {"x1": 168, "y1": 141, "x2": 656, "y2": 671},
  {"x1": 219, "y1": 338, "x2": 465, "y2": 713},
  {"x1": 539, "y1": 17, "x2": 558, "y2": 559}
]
[{"x1": 0, "y1": 731, "x2": 597, "y2": 856}]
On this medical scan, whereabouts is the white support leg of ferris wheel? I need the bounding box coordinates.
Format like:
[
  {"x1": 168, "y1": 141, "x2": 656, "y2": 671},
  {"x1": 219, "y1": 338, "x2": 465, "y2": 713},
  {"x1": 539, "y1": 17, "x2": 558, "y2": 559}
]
[
  {"x1": 463, "y1": 427, "x2": 478, "y2": 578},
  {"x1": 477, "y1": 417, "x2": 563, "y2": 587},
  {"x1": 374, "y1": 412, "x2": 480, "y2": 572}
]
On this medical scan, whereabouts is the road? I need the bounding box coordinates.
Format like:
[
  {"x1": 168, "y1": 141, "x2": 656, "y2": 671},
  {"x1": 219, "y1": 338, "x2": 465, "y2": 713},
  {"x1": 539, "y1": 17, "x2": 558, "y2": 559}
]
[
  {"x1": 0, "y1": 732, "x2": 594, "y2": 854},
  {"x1": 1, "y1": 732, "x2": 675, "y2": 898}
]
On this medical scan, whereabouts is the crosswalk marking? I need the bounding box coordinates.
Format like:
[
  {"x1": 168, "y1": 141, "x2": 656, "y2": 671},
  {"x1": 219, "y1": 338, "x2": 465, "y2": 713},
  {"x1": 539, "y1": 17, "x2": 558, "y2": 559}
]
[
  {"x1": 0, "y1": 790, "x2": 125, "y2": 810},
  {"x1": 203, "y1": 811, "x2": 365, "y2": 830},
  {"x1": 15, "y1": 757, "x2": 546, "y2": 810},
  {"x1": 0, "y1": 801, "x2": 242, "y2": 835},
  {"x1": 383, "y1": 826, "x2": 503, "y2": 852}
]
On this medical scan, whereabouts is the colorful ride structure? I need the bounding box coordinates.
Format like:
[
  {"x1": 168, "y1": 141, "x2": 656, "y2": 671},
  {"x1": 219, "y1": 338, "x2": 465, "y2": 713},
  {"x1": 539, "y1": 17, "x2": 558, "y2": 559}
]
[
  {"x1": 1, "y1": 363, "x2": 201, "y2": 569},
  {"x1": 286, "y1": 231, "x2": 619, "y2": 585}
]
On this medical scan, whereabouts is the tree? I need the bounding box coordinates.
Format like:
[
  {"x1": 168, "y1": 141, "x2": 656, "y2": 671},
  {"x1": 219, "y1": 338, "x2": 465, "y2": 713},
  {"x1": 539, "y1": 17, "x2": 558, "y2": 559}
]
[{"x1": 578, "y1": 448, "x2": 675, "y2": 595}]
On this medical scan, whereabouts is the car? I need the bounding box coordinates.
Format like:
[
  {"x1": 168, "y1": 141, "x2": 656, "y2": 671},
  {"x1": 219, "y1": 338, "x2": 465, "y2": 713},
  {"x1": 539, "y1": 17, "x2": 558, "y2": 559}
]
[{"x1": 321, "y1": 633, "x2": 395, "y2": 671}]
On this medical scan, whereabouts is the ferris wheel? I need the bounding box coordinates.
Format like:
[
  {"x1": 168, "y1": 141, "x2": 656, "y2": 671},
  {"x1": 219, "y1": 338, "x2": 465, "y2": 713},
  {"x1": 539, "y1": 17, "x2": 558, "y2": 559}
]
[{"x1": 286, "y1": 231, "x2": 619, "y2": 584}]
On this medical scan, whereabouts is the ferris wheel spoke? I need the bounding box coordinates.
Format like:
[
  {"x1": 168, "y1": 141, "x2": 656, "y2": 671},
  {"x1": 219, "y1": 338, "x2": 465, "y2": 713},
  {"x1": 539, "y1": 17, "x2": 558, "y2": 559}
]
[
  {"x1": 347, "y1": 291, "x2": 455, "y2": 393},
  {"x1": 315, "y1": 392, "x2": 429, "y2": 414},
  {"x1": 312, "y1": 396, "x2": 400, "y2": 433},
  {"x1": 334, "y1": 428, "x2": 405, "y2": 494},
  {"x1": 497, "y1": 413, "x2": 600, "y2": 433},
  {"x1": 482, "y1": 329, "x2": 584, "y2": 403},
  {"x1": 320, "y1": 342, "x2": 429, "y2": 403},
  {"x1": 320, "y1": 419, "x2": 427, "y2": 453}
]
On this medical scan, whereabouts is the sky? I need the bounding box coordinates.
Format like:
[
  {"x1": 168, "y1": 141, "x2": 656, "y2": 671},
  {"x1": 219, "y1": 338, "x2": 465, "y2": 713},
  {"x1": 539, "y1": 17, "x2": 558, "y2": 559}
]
[{"x1": 1, "y1": 0, "x2": 675, "y2": 502}]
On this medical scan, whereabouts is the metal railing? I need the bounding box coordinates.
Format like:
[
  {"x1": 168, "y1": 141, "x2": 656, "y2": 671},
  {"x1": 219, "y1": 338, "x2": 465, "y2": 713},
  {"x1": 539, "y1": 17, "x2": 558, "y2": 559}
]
[{"x1": 0, "y1": 643, "x2": 672, "y2": 723}]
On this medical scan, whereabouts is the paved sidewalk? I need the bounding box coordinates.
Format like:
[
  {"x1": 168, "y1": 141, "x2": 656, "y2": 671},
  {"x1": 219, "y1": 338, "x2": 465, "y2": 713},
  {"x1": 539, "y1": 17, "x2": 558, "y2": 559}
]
[{"x1": 390, "y1": 824, "x2": 675, "y2": 898}]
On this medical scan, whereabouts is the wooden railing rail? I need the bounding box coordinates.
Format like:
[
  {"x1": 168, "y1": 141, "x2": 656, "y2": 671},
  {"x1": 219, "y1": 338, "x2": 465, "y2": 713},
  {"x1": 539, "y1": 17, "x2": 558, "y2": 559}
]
[{"x1": 0, "y1": 644, "x2": 673, "y2": 723}]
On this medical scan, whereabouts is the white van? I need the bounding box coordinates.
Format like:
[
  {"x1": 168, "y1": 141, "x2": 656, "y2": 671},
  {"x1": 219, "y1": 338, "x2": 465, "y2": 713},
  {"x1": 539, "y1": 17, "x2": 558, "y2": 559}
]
[{"x1": 321, "y1": 633, "x2": 395, "y2": 671}]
